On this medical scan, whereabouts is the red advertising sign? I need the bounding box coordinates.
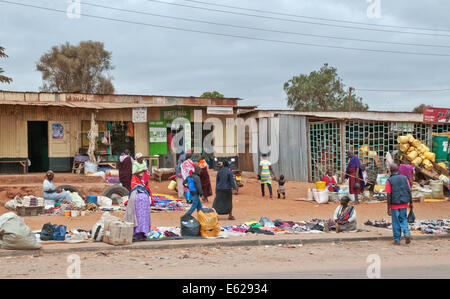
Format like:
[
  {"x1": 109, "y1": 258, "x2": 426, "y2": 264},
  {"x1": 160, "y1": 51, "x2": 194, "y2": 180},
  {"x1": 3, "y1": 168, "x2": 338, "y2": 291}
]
[{"x1": 423, "y1": 107, "x2": 450, "y2": 123}]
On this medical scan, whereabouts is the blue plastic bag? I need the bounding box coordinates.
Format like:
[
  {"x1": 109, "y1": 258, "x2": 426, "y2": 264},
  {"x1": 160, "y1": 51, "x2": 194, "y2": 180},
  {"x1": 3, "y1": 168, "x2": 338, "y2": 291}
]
[{"x1": 52, "y1": 225, "x2": 67, "y2": 241}]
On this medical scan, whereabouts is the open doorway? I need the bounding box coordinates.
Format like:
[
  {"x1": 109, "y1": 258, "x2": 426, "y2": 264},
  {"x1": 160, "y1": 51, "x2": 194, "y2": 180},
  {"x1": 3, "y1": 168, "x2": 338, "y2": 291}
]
[{"x1": 28, "y1": 121, "x2": 49, "y2": 172}]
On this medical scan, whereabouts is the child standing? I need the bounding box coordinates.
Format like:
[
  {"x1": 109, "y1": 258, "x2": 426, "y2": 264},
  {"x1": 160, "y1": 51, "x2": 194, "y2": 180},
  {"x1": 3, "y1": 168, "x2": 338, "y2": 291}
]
[
  {"x1": 183, "y1": 166, "x2": 203, "y2": 216},
  {"x1": 277, "y1": 175, "x2": 286, "y2": 199}
]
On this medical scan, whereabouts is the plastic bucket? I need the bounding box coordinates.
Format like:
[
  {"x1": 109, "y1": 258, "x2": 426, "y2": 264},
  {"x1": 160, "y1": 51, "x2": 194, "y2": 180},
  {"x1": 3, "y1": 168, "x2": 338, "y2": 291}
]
[
  {"x1": 312, "y1": 189, "x2": 329, "y2": 204},
  {"x1": 397, "y1": 136, "x2": 409, "y2": 144},
  {"x1": 86, "y1": 196, "x2": 98, "y2": 205},
  {"x1": 315, "y1": 181, "x2": 326, "y2": 190},
  {"x1": 64, "y1": 211, "x2": 71, "y2": 217},
  {"x1": 168, "y1": 180, "x2": 177, "y2": 191}
]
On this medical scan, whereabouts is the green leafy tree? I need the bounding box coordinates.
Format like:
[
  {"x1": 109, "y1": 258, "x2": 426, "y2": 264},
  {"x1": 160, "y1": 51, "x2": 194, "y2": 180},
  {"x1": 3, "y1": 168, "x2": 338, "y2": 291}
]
[
  {"x1": 36, "y1": 41, "x2": 114, "y2": 94},
  {"x1": 200, "y1": 91, "x2": 224, "y2": 98},
  {"x1": 412, "y1": 104, "x2": 431, "y2": 113},
  {"x1": 284, "y1": 63, "x2": 368, "y2": 111},
  {"x1": 0, "y1": 46, "x2": 12, "y2": 84}
]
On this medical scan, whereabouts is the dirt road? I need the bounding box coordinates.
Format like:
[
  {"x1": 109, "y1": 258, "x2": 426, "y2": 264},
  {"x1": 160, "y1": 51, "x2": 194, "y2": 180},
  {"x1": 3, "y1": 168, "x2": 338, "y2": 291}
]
[
  {"x1": 1, "y1": 238, "x2": 449, "y2": 279},
  {"x1": 1, "y1": 171, "x2": 449, "y2": 231}
]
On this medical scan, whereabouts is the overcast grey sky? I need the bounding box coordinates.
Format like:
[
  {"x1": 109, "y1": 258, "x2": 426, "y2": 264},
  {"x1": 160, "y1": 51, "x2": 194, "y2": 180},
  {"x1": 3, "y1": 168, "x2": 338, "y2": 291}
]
[{"x1": 1, "y1": 0, "x2": 450, "y2": 111}]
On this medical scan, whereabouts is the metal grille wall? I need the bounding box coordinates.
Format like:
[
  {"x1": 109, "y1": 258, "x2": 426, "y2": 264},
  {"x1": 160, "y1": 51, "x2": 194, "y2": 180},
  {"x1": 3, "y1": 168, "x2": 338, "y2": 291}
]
[
  {"x1": 308, "y1": 120, "x2": 433, "y2": 182},
  {"x1": 308, "y1": 121, "x2": 342, "y2": 182},
  {"x1": 432, "y1": 124, "x2": 450, "y2": 135}
]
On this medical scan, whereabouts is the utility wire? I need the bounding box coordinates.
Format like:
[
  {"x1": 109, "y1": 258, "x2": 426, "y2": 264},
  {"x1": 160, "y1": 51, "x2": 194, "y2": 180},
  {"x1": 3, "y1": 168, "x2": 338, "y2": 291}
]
[
  {"x1": 2, "y1": 0, "x2": 450, "y2": 57},
  {"x1": 81, "y1": 1, "x2": 450, "y2": 49},
  {"x1": 145, "y1": 0, "x2": 450, "y2": 38},
  {"x1": 182, "y1": 0, "x2": 450, "y2": 34},
  {"x1": 357, "y1": 88, "x2": 450, "y2": 92}
]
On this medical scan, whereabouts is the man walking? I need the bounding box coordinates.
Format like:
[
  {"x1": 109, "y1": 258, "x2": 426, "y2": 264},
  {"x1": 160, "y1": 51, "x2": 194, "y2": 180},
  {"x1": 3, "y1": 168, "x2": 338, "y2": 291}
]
[{"x1": 385, "y1": 163, "x2": 413, "y2": 245}]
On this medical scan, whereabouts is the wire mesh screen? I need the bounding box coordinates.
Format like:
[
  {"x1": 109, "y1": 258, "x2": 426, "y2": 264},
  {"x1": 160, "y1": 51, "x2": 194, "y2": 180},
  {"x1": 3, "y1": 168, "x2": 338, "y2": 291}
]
[
  {"x1": 432, "y1": 124, "x2": 450, "y2": 136},
  {"x1": 309, "y1": 121, "x2": 342, "y2": 182},
  {"x1": 308, "y1": 120, "x2": 433, "y2": 182},
  {"x1": 344, "y1": 121, "x2": 431, "y2": 166}
]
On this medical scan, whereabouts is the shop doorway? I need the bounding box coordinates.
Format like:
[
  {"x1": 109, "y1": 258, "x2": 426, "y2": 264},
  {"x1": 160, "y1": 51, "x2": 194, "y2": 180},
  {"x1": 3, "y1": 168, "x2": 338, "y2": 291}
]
[{"x1": 28, "y1": 121, "x2": 49, "y2": 172}]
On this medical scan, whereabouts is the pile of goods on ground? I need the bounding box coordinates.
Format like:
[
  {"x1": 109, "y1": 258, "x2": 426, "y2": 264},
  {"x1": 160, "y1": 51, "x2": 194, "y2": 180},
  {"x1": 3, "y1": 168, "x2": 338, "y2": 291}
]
[{"x1": 397, "y1": 134, "x2": 449, "y2": 195}]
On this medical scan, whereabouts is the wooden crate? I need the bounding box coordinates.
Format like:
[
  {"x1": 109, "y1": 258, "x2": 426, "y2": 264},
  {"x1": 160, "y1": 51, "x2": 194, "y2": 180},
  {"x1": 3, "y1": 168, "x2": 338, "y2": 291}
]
[{"x1": 16, "y1": 206, "x2": 44, "y2": 216}]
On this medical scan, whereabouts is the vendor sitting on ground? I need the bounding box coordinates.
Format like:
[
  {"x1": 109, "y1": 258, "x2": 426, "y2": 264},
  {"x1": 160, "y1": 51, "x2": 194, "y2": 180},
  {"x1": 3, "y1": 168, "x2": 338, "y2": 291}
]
[
  {"x1": 322, "y1": 169, "x2": 339, "y2": 192},
  {"x1": 43, "y1": 170, "x2": 71, "y2": 203},
  {"x1": 324, "y1": 196, "x2": 357, "y2": 233}
]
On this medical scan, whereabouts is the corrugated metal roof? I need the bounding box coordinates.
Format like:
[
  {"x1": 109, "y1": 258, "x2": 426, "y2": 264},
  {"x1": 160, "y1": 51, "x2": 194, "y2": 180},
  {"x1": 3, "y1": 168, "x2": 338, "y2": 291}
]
[
  {"x1": 0, "y1": 100, "x2": 253, "y2": 110},
  {"x1": 239, "y1": 109, "x2": 424, "y2": 123}
]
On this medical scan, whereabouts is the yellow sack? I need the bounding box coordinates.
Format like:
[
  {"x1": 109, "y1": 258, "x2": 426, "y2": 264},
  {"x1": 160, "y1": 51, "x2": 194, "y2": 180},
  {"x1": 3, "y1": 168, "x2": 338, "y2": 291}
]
[{"x1": 197, "y1": 209, "x2": 220, "y2": 238}]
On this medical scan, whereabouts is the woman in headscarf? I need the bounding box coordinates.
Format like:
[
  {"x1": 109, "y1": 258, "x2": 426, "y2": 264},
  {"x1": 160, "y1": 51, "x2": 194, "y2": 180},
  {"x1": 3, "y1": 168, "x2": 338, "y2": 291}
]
[
  {"x1": 345, "y1": 151, "x2": 364, "y2": 204},
  {"x1": 124, "y1": 168, "x2": 153, "y2": 241},
  {"x1": 117, "y1": 149, "x2": 133, "y2": 191},
  {"x1": 196, "y1": 155, "x2": 213, "y2": 203},
  {"x1": 324, "y1": 196, "x2": 357, "y2": 233},
  {"x1": 132, "y1": 153, "x2": 150, "y2": 186},
  {"x1": 42, "y1": 170, "x2": 72, "y2": 203}
]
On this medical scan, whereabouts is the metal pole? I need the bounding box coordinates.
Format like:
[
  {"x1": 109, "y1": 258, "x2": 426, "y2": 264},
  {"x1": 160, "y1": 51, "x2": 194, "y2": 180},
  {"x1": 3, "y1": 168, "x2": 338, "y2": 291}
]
[{"x1": 348, "y1": 87, "x2": 354, "y2": 112}]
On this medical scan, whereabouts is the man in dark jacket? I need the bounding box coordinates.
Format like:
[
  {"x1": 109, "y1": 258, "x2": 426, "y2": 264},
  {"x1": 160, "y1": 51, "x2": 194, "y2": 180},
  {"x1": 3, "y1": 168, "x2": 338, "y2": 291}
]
[
  {"x1": 183, "y1": 166, "x2": 203, "y2": 217},
  {"x1": 386, "y1": 163, "x2": 413, "y2": 245}
]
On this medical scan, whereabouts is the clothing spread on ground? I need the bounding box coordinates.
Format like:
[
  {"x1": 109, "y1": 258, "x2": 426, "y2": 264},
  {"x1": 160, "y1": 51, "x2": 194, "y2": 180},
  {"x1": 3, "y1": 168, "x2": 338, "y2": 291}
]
[{"x1": 364, "y1": 219, "x2": 449, "y2": 234}]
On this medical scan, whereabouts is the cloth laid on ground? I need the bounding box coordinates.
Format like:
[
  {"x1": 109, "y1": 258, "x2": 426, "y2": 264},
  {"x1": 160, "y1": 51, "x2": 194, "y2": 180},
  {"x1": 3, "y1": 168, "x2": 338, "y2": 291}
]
[
  {"x1": 364, "y1": 219, "x2": 391, "y2": 228},
  {"x1": 150, "y1": 194, "x2": 189, "y2": 212},
  {"x1": 364, "y1": 219, "x2": 449, "y2": 234},
  {"x1": 5, "y1": 196, "x2": 44, "y2": 211},
  {"x1": 409, "y1": 219, "x2": 450, "y2": 234}
]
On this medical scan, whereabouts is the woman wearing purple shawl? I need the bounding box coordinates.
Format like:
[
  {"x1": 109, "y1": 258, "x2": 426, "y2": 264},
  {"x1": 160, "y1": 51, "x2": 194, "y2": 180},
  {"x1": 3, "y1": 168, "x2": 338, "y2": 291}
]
[{"x1": 345, "y1": 151, "x2": 364, "y2": 204}]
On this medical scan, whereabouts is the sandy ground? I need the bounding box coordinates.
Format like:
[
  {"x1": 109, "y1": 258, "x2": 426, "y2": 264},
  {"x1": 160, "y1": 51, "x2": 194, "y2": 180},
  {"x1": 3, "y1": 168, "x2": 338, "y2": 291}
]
[
  {"x1": 0, "y1": 171, "x2": 449, "y2": 280},
  {"x1": 1, "y1": 238, "x2": 449, "y2": 279},
  {"x1": 1, "y1": 171, "x2": 449, "y2": 231}
]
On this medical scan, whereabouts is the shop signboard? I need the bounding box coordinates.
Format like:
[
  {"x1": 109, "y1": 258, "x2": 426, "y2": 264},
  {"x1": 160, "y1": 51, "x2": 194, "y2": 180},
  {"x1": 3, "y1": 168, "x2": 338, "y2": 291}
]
[
  {"x1": 133, "y1": 107, "x2": 147, "y2": 123},
  {"x1": 161, "y1": 108, "x2": 191, "y2": 124},
  {"x1": 423, "y1": 107, "x2": 450, "y2": 123},
  {"x1": 149, "y1": 121, "x2": 168, "y2": 155}
]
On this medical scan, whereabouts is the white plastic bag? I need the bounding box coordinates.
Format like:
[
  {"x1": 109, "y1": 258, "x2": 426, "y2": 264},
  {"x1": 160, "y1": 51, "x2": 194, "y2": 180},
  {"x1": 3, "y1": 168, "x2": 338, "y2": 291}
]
[
  {"x1": 97, "y1": 196, "x2": 113, "y2": 207},
  {"x1": 90, "y1": 212, "x2": 120, "y2": 242},
  {"x1": 84, "y1": 161, "x2": 98, "y2": 174},
  {"x1": 0, "y1": 212, "x2": 41, "y2": 250},
  {"x1": 70, "y1": 192, "x2": 85, "y2": 209}
]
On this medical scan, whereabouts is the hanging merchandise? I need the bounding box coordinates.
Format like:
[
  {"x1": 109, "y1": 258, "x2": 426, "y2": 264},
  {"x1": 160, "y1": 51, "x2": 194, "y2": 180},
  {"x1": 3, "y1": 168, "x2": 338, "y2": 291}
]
[
  {"x1": 102, "y1": 132, "x2": 108, "y2": 145},
  {"x1": 126, "y1": 122, "x2": 134, "y2": 137}
]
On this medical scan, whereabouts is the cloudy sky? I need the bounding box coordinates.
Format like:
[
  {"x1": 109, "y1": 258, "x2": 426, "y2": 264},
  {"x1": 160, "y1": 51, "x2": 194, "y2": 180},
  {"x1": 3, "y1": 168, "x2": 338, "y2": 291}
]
[{"x1": 1, "y1": 0, "x2": 450, "y2": 111}]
